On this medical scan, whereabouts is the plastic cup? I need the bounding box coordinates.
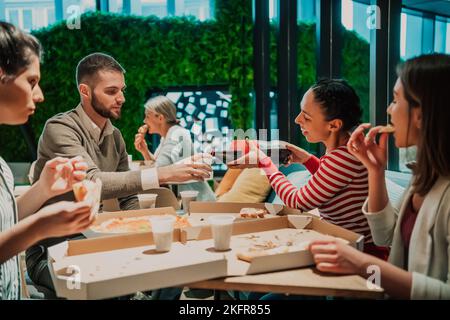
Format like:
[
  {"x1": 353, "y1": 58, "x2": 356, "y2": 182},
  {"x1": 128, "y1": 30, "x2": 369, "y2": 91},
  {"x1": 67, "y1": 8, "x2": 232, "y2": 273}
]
[
  {"x1": 180, "y1": 190, "x2": 199, "y2": 215},
  {"x1": 150, "y1": 215, "x2": 176, "y2": 252},
  {"x1": 138, "y1": 193, "x2": 158, "y2": 209},
  {"x1": 208, "y1": 215, "x2": 236, "y2": 251}
]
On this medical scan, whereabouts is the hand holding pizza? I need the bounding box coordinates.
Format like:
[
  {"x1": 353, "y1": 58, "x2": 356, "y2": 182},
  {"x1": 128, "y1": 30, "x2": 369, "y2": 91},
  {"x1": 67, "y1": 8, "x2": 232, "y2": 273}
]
[
  {"x1": 347, "y1": 123, "x2": 390, "y2": 174},
  {"x1": 37, "y1": 156, "x2": 88, "y2": 199}
]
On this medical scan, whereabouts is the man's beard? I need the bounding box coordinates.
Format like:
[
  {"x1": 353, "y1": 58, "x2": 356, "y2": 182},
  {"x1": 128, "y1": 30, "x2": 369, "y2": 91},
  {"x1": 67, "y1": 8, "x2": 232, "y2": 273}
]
[{"x1": 91, "y1": 93, "x2": 121, "y2": 120}]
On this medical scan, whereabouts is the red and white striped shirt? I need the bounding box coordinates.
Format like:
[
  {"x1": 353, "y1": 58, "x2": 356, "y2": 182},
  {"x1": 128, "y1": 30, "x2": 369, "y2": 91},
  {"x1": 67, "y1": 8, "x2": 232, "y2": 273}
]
[{"x1": 261, "y1": 146, "x2": 373, "y2": 244}]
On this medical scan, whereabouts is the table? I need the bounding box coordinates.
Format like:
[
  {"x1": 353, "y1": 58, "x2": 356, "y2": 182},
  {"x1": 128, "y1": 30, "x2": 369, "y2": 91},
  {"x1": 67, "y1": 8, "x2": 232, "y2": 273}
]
[{"x1": 185, "y1": 267, "x2": 384, "y2": 299}]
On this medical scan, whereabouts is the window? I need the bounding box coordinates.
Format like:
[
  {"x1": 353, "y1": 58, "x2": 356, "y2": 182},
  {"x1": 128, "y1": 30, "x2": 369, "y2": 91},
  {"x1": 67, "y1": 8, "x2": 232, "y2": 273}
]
[
  {"x1": 22, "y1": 9, "x2": 33, "y2": 30},
  {"x1": 447, "y1": 22, "x2": 450, "y2": 53},
  {"x1": 61, "y1": 0, "x2": 96, "y2": 20},
  {"x1": 401, "y1": 12, "x2": 424, "y2": 59},
  {"x1": 269, "y1": 0, "x2": 315, "y2": 23},
  {"x1": 6, "y1": 9, "x2": 20, "y2": 27},
  {"x1": 116, "y1": 0, "x2": 214, "y2": 20},
  {"x1": 342, "y1": 0, "x2": 370, "y2": 42},
  {"x1": 340, "y1": 0, "x2": 370, "y2": 124},
  {"x1": 435, "y1": 18, "x2": 447, "y2": 53}
]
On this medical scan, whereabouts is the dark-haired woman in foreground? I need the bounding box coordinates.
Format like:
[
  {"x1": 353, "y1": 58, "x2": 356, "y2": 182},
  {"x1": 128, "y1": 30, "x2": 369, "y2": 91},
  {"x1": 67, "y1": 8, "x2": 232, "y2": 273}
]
[
  {"x1": 309, "y1": 54, "x2": 450, "y2": 299},
  {"x1": 0, "y1": 22, "x2": 93, "y2": 300}
]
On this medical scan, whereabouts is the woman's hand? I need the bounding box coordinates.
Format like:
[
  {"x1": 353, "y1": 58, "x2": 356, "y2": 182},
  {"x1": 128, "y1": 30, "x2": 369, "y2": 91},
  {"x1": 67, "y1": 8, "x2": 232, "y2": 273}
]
[
  {"x1": 285, "y1": 143, "x2": 312, "y2": 165},
  {"x1": 347, "y1": 123, "x2": 389, "y2": 174},
  {"x1": 134, "y1": 127, "x2": 155, "y2": 161},
  {"x1": 309, "y1": 238, "x2": 370, "y2": 275},
  {"x1": 33, "y1": 201, "x2": 94, "y2": 240},
  {"x1": 37, "y1": 156, "x2": 87, "y2": 199},
  {"x1": 226, "y1": 140, "x2": 268, "y2": 168},
  {"x1": 134, "y1": 132, "x2": 149, "y2": 154}
]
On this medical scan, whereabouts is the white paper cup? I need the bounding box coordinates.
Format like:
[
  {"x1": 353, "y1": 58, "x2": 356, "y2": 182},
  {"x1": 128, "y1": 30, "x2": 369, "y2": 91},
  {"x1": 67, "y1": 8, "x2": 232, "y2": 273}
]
[
  {"x1": 138, "y1": 193, "x2": 158, "y2": 209},
  {"x1": 208, "y1": 215, "x2": 235, "y2": 251},
  {"x1": 150, "y1": 215, "x2": 176, "y2": 252},
  {"x1": 180, "y1": 190, "x2": 199, "y2": 215}
]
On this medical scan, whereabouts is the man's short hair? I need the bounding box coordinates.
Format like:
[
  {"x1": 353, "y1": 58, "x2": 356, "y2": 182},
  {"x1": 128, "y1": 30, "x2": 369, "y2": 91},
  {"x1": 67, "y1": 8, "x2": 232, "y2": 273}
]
[{"x1": 76, "y1": 52, "x2": 125, "y2": 87}]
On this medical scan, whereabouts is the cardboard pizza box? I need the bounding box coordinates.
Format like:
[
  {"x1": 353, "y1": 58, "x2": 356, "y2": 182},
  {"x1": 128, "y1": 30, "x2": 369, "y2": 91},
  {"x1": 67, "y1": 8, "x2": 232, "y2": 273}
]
[
  {"x1": 48, "y1": 231, "x2": 227, "y2": 300},
  {"x1": 82, "y1": 207, "x2": 183, "y2": 238},
  {"x1": 181, "y1": 215, "x2": 364, "y2": 276},
  {"x1": 185, "y1": 201, "x2": 302, "y2": 227}
]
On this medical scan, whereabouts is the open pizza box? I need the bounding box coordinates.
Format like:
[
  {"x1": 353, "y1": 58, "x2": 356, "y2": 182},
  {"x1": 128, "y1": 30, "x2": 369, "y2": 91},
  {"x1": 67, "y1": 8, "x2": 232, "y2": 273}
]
[
  {"x1": 185, "y1": 201, "x2": 302, "y2": 227},
  {"x1": 82, "y1": 206, "x2": 187, "y2": 238},
  {"x1": 181, "y1": 215, "x2": 364, "y2": 276},
  {"x1": 47, "y1": 230, "x2": 227, "y2": 300}
]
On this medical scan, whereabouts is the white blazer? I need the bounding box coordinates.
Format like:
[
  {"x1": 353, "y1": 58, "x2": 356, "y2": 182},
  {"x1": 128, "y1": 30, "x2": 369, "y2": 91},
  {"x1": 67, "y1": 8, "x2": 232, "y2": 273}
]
[{"x1": 363, "y1": 176, "x2": 450, "y2": 299}]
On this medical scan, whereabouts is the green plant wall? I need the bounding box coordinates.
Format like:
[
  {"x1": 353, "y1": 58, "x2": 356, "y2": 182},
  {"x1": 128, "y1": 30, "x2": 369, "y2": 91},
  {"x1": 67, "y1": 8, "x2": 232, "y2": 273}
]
[{"x1": 0, "y1": 0, "x2": 370, "y2": 162}]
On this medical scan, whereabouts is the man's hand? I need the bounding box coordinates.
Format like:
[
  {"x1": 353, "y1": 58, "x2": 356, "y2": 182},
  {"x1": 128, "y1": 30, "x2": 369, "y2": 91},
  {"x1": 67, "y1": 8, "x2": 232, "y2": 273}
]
[{"x1": 158, "y1": 153, "x2": 212, "y2": 183}]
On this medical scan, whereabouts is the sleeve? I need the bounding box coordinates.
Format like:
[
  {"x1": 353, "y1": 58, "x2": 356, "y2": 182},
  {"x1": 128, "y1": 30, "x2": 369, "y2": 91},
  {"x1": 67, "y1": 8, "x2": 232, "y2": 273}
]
[
  {"x1": 410, "y1": 196, "x2": 450, "y2": 300},
  {"x1": 39, "y1": 122, "x2": 145, "y2": 200},
  {"x1": 303, "y1": 155, "x2": 320, "y2": 174},
  {"x1": 260, "y1": 151, "x2": 359, "y2": 211},
  {"x1": 362, "y1": 199, "x2": 399, "y2": 247},
  {"x1": 155, "y1": 128, "x2": 193, "y2": 167}
]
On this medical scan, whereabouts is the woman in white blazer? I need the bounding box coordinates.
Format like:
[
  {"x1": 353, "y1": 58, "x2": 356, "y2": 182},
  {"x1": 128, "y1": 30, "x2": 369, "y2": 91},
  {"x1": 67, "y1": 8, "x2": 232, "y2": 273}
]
[{"x1": 308, "y1": 54, "x2": 450, "y2": 299}]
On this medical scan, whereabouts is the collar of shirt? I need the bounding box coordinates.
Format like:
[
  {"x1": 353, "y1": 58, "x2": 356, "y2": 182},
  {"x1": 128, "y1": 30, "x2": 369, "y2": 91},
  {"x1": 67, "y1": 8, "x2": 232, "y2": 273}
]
[{"x1": 76, "y1": 104, "x2": 114, "y2": 144}]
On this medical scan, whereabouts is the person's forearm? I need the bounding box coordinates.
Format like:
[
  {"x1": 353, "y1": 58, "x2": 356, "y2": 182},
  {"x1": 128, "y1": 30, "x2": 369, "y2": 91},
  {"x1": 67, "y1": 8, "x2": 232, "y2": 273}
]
[
  {"x1": 142, "y1": 150, "x2": 155, "y2": 161},
  {"x1": 0, "y1": 215, "x2": 41, "y2": 263},
  {"x1": 367, "y1": 170, "x2": 390, "y2": 213},
  {"x1": 16, "y1": 180, "x2": 51, "y2": 220},
  {"x1": 359, "y1": 254, "x2": 412, "y2": 299}
]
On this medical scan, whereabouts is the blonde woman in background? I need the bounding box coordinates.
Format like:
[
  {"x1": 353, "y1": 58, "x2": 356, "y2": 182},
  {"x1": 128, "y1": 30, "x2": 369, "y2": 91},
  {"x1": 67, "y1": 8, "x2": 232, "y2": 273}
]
[{"x1": 134, "y1": 95, "x2": 215, "y2": 201}]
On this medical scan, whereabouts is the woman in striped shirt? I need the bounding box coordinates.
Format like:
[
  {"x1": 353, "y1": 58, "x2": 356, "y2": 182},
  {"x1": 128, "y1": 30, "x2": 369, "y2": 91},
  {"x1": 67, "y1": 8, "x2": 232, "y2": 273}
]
[
  {"x1": 0, "y1": 22, "x2": 93, "y2": 300},
  {"x1": 231, "y1": 79, "x2": 388, "y2": 260}
]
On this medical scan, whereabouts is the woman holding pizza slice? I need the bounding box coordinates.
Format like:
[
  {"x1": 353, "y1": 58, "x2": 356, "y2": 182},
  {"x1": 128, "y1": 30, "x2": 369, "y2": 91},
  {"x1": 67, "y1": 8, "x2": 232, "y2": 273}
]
[
  {"x1": 308, "y1": 54, "x2": 450, "y2": 299},
  {"x1": 0, "y1": 22, "x2": 94, "y2": 300}
]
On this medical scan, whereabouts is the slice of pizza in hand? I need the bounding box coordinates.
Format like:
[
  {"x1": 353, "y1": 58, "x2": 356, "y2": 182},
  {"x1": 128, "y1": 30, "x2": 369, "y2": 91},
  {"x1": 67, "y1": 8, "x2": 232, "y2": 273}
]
[
  {"x1": 378, "y1": 124, "x2": 395, "y2": 133},
  {"x1": 72, "y1": 178, "x2": 102, "y2": 219}
]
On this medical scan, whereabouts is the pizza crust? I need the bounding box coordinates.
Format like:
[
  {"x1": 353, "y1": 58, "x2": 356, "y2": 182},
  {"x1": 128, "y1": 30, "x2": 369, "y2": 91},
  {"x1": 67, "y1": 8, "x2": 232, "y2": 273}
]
[
  {"x1": 379, "y1": 124, "x2": 395, "y2": 133},
  {"x1": 72, "y1": 179, "x2": 102, "y2": 219},
  {"x1": 91, "y1": 215, "x2": 190, "y2": 234}
]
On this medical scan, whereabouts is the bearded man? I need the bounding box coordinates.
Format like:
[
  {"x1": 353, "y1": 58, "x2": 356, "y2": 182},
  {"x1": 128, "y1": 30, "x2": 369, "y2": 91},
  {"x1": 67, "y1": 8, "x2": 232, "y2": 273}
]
[{"x1": 26, "y1": 53, "x2": 211, "y2": 295}]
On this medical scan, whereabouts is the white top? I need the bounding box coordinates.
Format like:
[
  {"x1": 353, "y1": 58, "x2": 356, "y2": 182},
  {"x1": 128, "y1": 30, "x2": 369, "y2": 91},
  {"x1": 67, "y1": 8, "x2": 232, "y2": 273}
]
[
  {"x1": 154, "y1": 125, "x2": 215, "y2": 201},
  {"x1": 363, "y1": 176, "x2": 450, "y2": 299}
]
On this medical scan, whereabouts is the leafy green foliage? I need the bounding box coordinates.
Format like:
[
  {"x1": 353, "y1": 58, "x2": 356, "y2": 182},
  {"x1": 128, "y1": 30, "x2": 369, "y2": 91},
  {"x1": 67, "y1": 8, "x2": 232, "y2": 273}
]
[{"x1": 1, "y1": 0, "x2": 369, "y2": 162}]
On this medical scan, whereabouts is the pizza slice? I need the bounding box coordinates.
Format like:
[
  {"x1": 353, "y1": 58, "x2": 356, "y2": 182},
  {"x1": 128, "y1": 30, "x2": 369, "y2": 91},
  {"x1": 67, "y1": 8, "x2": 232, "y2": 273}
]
[
  {"x1": 239, "y1": 207, "x2": 269, "y2": 219},
  {"x1": 379, "y1": 124, "x2": 395, "y2": 133},
  {"x1": 138, "y1": 124, "x2": 149, "y2": 134},
  {"x1": 72, "y1": 178, "x2": 102, "y2": 219}
]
